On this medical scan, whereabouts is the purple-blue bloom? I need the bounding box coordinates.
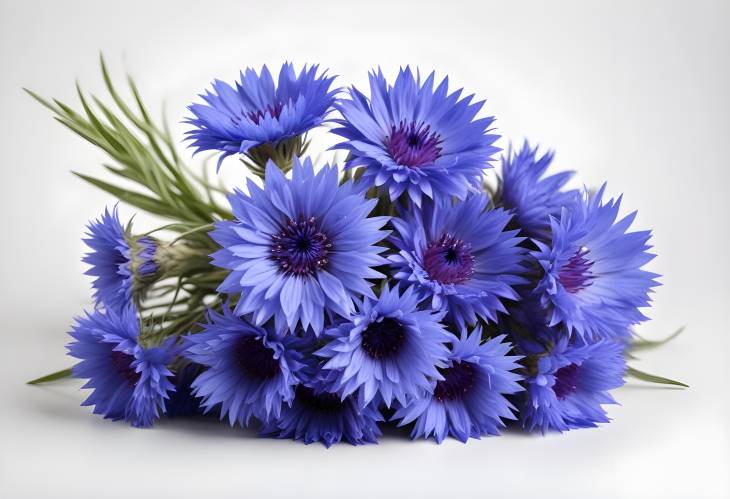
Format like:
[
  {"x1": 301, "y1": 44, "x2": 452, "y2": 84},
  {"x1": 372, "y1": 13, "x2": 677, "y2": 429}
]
[
  {"x1": 390, "y1": 194, "x2": 526, "y2": 327},
  {"x1": 259, "y1": 375, "x2": 383, "y2": 447},
  {"x1": 211, "y1": 157, "x2": 389, "y2": 334},
  {"x1": 394, "y1": 330, "x2": 523, "y2": 443},
  {"x1": 67, "y1": 304, "x2": 176, "y2": 428},
  {"x1": 532, "y1": 185, "x2": 660, "y2": 340},
  {"x1": 521, "y1": 337, "x2": 626, "y2": 433},
  {"x1": 316, "y1": 284, "x2": 451, "y2": 408},
  {"x1": 183, "y1": 305, "x2": 306, "y2": 427},
  {"x1": 498, "y1": 141, "x2": 579, "y2": 241},
  {"x1": 83, "y1": 206, "x2": 159, "y2": 311},
  {"x1": 185, "y1": 63, "x2": 337, "y2": 167},
  {"x1": 332, "y1": 67, "x2": 500, "y2": 205}
]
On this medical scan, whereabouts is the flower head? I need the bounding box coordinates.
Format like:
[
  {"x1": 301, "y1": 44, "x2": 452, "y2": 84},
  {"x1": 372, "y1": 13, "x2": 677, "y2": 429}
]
[
  {"x1": 332, "y1": 67, "x2": 499, "y2": 205},
  {"x1": 83, "y1": 206, "x2": 159, "y2": 310},
  {"x1": 183, "y1": 305, "x2": 306, "y2": 426},
  {"x1": 67, "y1": 305, "x2": 176, "y2": 428},
  {"x1": 521, "y1": 337, "x2": 626, "y2": 433},
  {"x1": 316, "y1": 284, "x2": 451, "y2": 408},
  {"x1": 390, "y1": 194, "x2": 526, "y2": 327},
  {"x1": 259, "y1": 374, "x2": 383, "y2": 447},
  {"x1": 211, "y1": 157, "x2": 389, "y2": 334},
  {"x1": 498, "y1": 141, "x2": 579, "y2": 240},
  {"x1": 532, "y1": 185, "x2": 660, "y2": 339},
  {"x1": 394, "y1": 330, "x2": 523, "y2": 443},
  {"x1": 185, "y1": 63, "x2": 337, "y2": 169}
]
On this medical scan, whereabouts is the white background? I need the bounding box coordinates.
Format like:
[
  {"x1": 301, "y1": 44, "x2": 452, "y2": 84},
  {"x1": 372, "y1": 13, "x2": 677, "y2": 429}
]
[{"x1": 1, "y1": 1, "x2": 728, "y2": 498}]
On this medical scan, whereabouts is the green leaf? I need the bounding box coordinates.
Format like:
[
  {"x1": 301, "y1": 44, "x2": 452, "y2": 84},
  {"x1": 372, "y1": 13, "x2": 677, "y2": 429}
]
[
  {"x1": 73, "y1": 172, "x2": 176, "y2": 218},
  {"x1": 630, "y1": 326, "x2": 685, "y2": 351},
  {"x1": 27, "y1": 367, "x2": 73, "y2": 385},
  {"x1": 27, "y1": 55, "x2": 230, "y2": 226},
  {"x1": 23, "y1": 88, "x2": 57, "y2": 112},
  {"x1": 626, "y1": 366, "x2": 689, "y2": 388}
]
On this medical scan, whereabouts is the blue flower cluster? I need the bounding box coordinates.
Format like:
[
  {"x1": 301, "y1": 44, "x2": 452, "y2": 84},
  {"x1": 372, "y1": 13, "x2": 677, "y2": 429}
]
[{"x1": 59, "y1": 62, "x2": 660, "y2": 445}]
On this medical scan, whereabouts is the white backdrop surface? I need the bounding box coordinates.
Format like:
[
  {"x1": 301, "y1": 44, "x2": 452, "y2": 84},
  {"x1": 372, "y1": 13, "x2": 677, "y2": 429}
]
[{"x1": 1, "y1": 1, "x2": 728, "y2": 498}]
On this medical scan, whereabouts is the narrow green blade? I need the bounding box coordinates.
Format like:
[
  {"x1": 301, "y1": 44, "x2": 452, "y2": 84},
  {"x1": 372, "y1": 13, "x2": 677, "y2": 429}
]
[
  {"x1": 626, "y1": 366, "x2": 688, "y2": 388},
  {"x1": 630, "y1": 326, "x2": 685, "y2": 351},
  {"x1": 27, "y1": 367, "x2": 73, "y2": 385}
]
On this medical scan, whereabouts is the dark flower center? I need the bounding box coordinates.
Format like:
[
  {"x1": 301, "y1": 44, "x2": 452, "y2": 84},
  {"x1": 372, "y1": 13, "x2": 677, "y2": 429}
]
[
  {"x1": 234, "y1": 336, "x2": 280, "y2": 380},
  {"x1": 384, "y1": 121, "x2": 442, "y2": 167},
  {"x1": 246, "y1": 102, "x2": 284, "y2": 125},
  {"x1": 423, "y1": 233, "x2": 476, "y2": 285},
  {"x1": 553, "y1": 363, "x2": 580, "y2": 399},
  {"x1": 295, "y1": 385, "x2": 344, "y2": 414},
  {"x1": 228, "y1": 102, "x2": 284, "y2": 127},
  {"x1": 110, "y1": 350, "x2": 140, "y2": 386},
  {"x1": 271, "y1": 217, "x2": 331, "y2": 276},
  {"x1": 361, "y1": 318, "x2": 406, "y2": 359},
  {"x1": 433, "y1": 361, "x2": 476, "y2": 402},
  {"x1": 559, "y1": 247, "x2": 594, "y2": 293}
]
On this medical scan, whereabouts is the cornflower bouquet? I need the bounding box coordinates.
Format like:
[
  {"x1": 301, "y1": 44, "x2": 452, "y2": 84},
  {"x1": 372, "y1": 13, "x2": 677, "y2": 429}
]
[{"x1": 27, "y1": 57, "x2": 685, "y2": 446}]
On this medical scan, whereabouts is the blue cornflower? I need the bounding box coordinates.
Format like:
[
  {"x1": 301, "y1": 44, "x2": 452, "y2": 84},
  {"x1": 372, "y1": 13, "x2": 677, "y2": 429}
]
[
  {"x1": 390, "y1": 194, "x2": 526, "y2": 327},
  {"x1": 83, "y1": 206, "x2": 159, "y2": 310},
  {"x1": 183, "y1": 305, "x2": 306, "y2": 427},
  {"x1": 521, "y1": 337, "x2": 626, "y2": 433},
  {"x1": 67, "y1": 305, "x2": 176, "y2": 428},
  {"x1": 211, "y1": 157, "x2": 389, "y2": 334},
  {"x1": 316, "y1": 284, "x2": 451, "y2": 408},
  {"x1": 259, "y1": 375, "x2": 383, "y2": 447},
  {"x1": 394, "y1": 330, "x2": 523, "y2": 443},
  {"x1": 532, "y1": 185, "x2": 660, "y2": 340},
  {"x1": 498, "y1": 141, "x2": 579, "y2": 240},
  {"x1": 332, "y1": 67, "x2": 500, "y2": 206},
  {"x1": 185, "y1": 63, "x2": 337, "y2": 168}
]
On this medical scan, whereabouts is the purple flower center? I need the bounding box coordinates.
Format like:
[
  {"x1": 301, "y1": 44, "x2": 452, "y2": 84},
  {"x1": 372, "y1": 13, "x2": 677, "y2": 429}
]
[
  {"x1": 434, "y1": 361, "x2": 476, "y2": 402},
  {"x1": 559, "y1": 247, "x2": 594, "y2": 293},
  {"x1": 423, "y1": 234, "x2": 476, "y2": 285},
  {"x1": 553, "y1": 363, "x2": 580, "y2": 399},
  {"x1": 229, "y1": 102, "x2": 284, "y2": 126},
  {"x1": 234, "y1": 336, "x2": 280, "y2": 380},
  {"x1": 110, "y1": 350, "x2": 140, "y2": 386},
  {"x1": 384, "y1": 121, "x2": 442, "y2": 167},
  {"x1": 271, "y1": 217, "x2": 331, "y2": 276},
  {"x1": 248, "y1": 102, "x2": 284, "y2": 125},
  {"x1": 135, "y1": 236, "x2": 158, "y2": 277},
  {"x1": 361, "y1": 318, "x2": 405, "y2": 359},
  {"x1": 296, "y1": 385, "x2": 344, "y2": 414}
]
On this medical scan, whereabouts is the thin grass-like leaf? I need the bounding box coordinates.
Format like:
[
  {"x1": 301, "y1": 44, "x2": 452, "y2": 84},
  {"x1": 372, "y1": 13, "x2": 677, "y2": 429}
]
[
  {"x1": 630, "y1": 326, "x2": 685, "y2": 351},
  {"x1": 73, "y1": 172, "x2": 177, "y2": 218},
  {"x1": 626, "y1": 366, "x2": 688, "y2": 388},
  {"x1": 27, "y1": 367, "x2": 73, "y2": 385}
]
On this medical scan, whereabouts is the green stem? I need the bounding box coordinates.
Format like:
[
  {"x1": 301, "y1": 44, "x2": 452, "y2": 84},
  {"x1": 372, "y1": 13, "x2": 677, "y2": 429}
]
[
  {"x1": 169, "y1": 223, "x2": 215, "y2": 245},
  {"x1": 27, "y1": 367, "x2": 73, "y2": 385},
  {"x1": 630, "y1": 326, "x2": 685, "y2": 351},
  {"x1": 626, "y1": 366, "x2": 689, "y2": 388}
]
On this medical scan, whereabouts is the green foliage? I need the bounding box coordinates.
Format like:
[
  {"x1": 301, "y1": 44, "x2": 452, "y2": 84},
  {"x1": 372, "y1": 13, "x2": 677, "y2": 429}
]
[
  {"x1": 630, "y1": 326, "x2": 685, "y2": 351},
  {"x1": 626, "y1": 367, "x2": 689, "y2": 388},
  {"x1": 24, "y1": 55, "x2": 231, "y2": 232},
  {"x1": 627, "y1": 327, "x2": 688, "y2": 388},
  {"x1": 27, "y1": 368, "x2": 73, "y2": 385},
  {"x1": 24, "y1": 55, "x2": 233, "y2": 377}
]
